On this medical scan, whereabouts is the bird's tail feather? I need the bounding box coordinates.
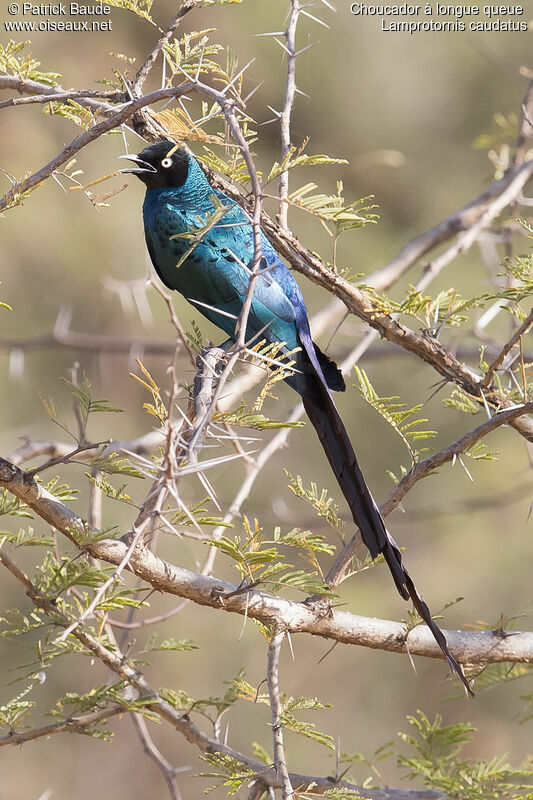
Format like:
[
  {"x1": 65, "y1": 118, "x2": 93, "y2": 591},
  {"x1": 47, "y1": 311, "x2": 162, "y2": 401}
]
[{"x1": 300, "y1": 377, "x2": 473, "y2": 697}]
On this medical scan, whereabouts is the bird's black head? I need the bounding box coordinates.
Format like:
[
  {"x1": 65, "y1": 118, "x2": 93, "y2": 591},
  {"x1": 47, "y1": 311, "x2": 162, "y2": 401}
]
[{"x1": 119, "y1": 140, "x2": 189, "y2": 189}]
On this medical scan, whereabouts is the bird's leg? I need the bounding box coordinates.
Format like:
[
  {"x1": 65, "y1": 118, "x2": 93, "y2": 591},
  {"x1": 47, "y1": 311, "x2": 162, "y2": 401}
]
[
  {"x1": 218, "y1": 337, "x2": 235, "y2": 352},
  {"x1": 189, "y1": 345, "x2": 228, "y2": 426}
]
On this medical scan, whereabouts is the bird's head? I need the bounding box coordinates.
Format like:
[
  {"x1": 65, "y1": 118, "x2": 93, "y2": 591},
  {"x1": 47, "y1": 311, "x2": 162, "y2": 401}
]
[{"x1": 119, "y1": 140, "x2": 189, "y2": 189}]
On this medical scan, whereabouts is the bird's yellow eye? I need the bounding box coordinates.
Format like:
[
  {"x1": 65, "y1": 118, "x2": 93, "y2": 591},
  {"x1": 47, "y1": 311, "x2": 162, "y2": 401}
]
[{"x1": 161, "y1": 157, "x2": 172, "y2": 169}]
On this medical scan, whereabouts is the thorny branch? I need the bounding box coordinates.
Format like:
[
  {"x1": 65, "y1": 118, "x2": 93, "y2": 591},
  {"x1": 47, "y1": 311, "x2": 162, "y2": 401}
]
[
  {"x1": 278, "y1": 0, "x2": 300, "y2": 230},
  {"x1": 2, "y1": 7, "x2": 533, "y2": 798},
  {"x1": 132, "y1": 714, "x2": 185, "y2": 800},
  {"x1": 0, "y1": 705, "x2": 126, "y2": 747},
  {"x1": 1, "y1": 457, "x2": 533, "y2": 666},
  {"x1": 327, "y1": 401, "x2": 533, "y2": 588},
  {"x1": 0, "y1": 547, "x2": 443, "y2": 800},
  {"x1": 132, "y1": 0, "x2": 204, "y2": 94},
  {"x1": 267, "y1": 632, "x2": 294, "y2": 800}
]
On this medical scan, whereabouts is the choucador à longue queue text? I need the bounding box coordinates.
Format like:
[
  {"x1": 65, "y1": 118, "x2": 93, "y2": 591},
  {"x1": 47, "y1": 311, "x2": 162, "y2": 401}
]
[{"x1": 350, "y1": 2, "x2": 528, "y2": 29}]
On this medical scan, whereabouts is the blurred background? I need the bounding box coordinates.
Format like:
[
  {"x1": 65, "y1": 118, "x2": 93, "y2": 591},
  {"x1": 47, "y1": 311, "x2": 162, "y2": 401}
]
[{"x1": 1, "y1": 1, "x2": 532, "y2": 797}]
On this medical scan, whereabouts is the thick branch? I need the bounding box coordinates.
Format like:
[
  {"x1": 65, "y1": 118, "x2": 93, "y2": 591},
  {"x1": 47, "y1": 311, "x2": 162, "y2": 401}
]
[
  {"x1": 0, "y1": 547, "x2": 441, "y2": 800},
  {"x1": 261, "y1": 215, "x2": 533, "y2": 441},
  {"x1": 1, "y1": 458, "x2": 532, "y2": 666}
]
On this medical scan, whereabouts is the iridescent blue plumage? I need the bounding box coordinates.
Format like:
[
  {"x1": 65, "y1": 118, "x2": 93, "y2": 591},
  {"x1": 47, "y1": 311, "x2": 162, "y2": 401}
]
[
  {"x1": 124, "y1": 140, "x2": 472, "y2": 695},
  {"x1": 141, "y1": 153, "x2": 343, "y2": 393}
]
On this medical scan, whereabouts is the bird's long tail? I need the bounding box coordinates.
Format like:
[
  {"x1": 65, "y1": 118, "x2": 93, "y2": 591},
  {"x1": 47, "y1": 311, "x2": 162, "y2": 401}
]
[{"x1": 300, "y1": 374, "x2": 473, "y2": 696}]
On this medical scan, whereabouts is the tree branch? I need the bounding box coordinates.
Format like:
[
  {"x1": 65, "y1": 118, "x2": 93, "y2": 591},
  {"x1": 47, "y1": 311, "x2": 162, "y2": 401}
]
[
  {"x1": 278, "y1": 0, "x2": 299, "y2": 229},
  {"x1": 132, "y1": 0, "x2": 204, "y2": 94},
  {"x1": 0, "y1": 705, "x2": 126, "y2": 747},
  {"x1": 326, "y1": 401, "x2": 533, "y2": 588},
  {"x1": 364, "y1": 159, "x2": 533, "y2": 290},
  {"x1": 1, "y1": 458, "x2": 532, "y2": 667},
  {"x1": 267, "y1": 632, "x2": 293, "y2": 799},
  {"x1": 0, "y1": 546, "x2": 442, "y2": 800},
  {"x1": 132, "y1": 714, "x2": 184, "y2": 800},
  {"x1": 0, "y1": 83, "x2": 195, "y2": 213},
  {"x1": 482, "y1": 307, "x2": 533, "y2": 388}
]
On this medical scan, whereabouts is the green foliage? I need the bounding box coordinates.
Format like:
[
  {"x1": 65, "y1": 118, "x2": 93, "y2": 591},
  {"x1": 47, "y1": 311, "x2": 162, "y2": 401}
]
[
  {"x1": 85, "y1": 473, "x2": 134, "y2": 505},
  {"x1": 171, "y1": 497, "x2": 232, "y2": 528},
  {"x1": 397, "y1": 710, "x2": 533, "y2": 799},
  {"x1": 0, "y1": 173, "x2": 40, "y2": 212},
  {"x1": 215, "y1": 401, "x2": 304, "y2": 430},
  {"x1": 273, "y1": 524, "x2": 335, "y2": 557},
  {"x1": 89, "y1": 453, "x2": 150, "y2": 479},
  {"x1": 104, "y1": 0, "x2": 155, "y2": 23},
  {"x1": 0, "y1": 607, "x2": 47, "y2": 639},
  {"x1": 287, "y1": 180, "x2": 378, "y2": 237},
  {"x1": 279, "y1": 709, "x2": 335, "y2": 749},
  {"x1": 60, "y1": 374, "x2": 123, "y2": 425},
  {"x1": 201, "y1": 127, "x2": 260, "y2": 184},
  {"x1": 163, "y1": 29, "x2": 224, "y2": 79},
  {"x1": 0, "y1": 40, "x2": 60, "y2": 84},
  {"x1": 0, "y1": 685, "x2": 35, "y2": 731},
  {"x1": 0, "y1": 526, "x2": 53, "y2": 548},
  {"x1": 361, "y1": 285, "x2": 485, "y2": 330},
  {"x1": 44, "y1": 99, "x2": 93, "y2": 129},
  {"x1": 145, "y1": 634, "x2": 198, "y2": 652},
  {"x1": 267, "y1": 146, "x2": 348, "y2": 181},
  {"x1": 470, "y1": 661, "x2": 532, "y2": 695},
  {"x1": 243, "y1": 340, "x2": 301, "y2": 412},
  {"x1": 34, "y1": 552, "x2": 112, "y2": 597},
  {"x1": 186, "y1": 319, "x2": 204, "y2": 352},
  {"x1": 1, "y1": 478, "x2": 78, "y2": 531},
  {"x1": 251, "y1": 740, "x2": 271, "y2": 765},
  {"x1": 199, "y1": 752, "x2": 257, "y2": 795},
  {"x1": 285, "y1": 470, "x2": 345, "y2": 534},
  {"x1": 235, "y1": 679, "x2": 334, "y2": 749},
  {"x1": 474, "y1": 111, "x2": 519, "y2": 151},
  {"x1": 0, "y1": 488, "x2": 33, "y2": 519},
  {"x1": 463, "y1": 442, "x2": 499, "y2": 462},
  {"x1": 495, "y1": 254, "x2": 533, "y2": 304},
  {"x1": 130, "y1": 359, "x2": 167, "y2": 424},
  {"x1": 161, "y1": 667, "x2": 246, "y2": 718},
  {"x1": 443, "y1": 387, "x2": 481, "y2": 415},
  {"x1": 354, "y1": 366, "x2": 436, "y2": 463},
  {"x1": 206, "y1": 517, "x2": 334, "y2": 596}
]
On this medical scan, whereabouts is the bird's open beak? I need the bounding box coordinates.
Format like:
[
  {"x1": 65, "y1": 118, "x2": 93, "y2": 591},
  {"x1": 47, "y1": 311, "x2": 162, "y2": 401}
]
[{"x1": 117, "y1": 154, "x2": 157, "y2": 175}]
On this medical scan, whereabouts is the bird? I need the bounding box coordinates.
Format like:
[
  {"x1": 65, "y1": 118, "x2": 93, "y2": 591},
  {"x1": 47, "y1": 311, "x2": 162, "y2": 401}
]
[{"x1": 121, "y1": 139, "x2": 472, "y2": 696}]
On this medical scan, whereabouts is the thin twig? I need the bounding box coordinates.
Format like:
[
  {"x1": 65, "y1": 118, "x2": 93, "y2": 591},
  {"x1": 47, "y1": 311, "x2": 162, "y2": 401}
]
[
  {"x1": 133, "y1": 0, "x2": 204, "y2": 94},
  {"x1": 326, "y1": 401, "x2": 533, "y2": 588},
  {"x1": 482, "y1": 307, "x2": 533, "y2": 387},
  {"x1": 0, "y1": 83, "x2": 196, "y2": 213},
  {"x1": 278, "y1": 0, "x2": 300, "y2": 229},
  {"x1": 380, "y1": 401, "x2": 533, "y2": 516},
  {"x1": 0, "y1": 705, "x2": 126, "y2": 747},
  {"x1": 365, "y1": 159, "x2": 533, "y2": 290},
  {"x1": 267, "y1": 632, "x2": 293, "y2": 799},
  {"x1": 132, "y1": 714, "x2": 184, "y2": 800}
]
